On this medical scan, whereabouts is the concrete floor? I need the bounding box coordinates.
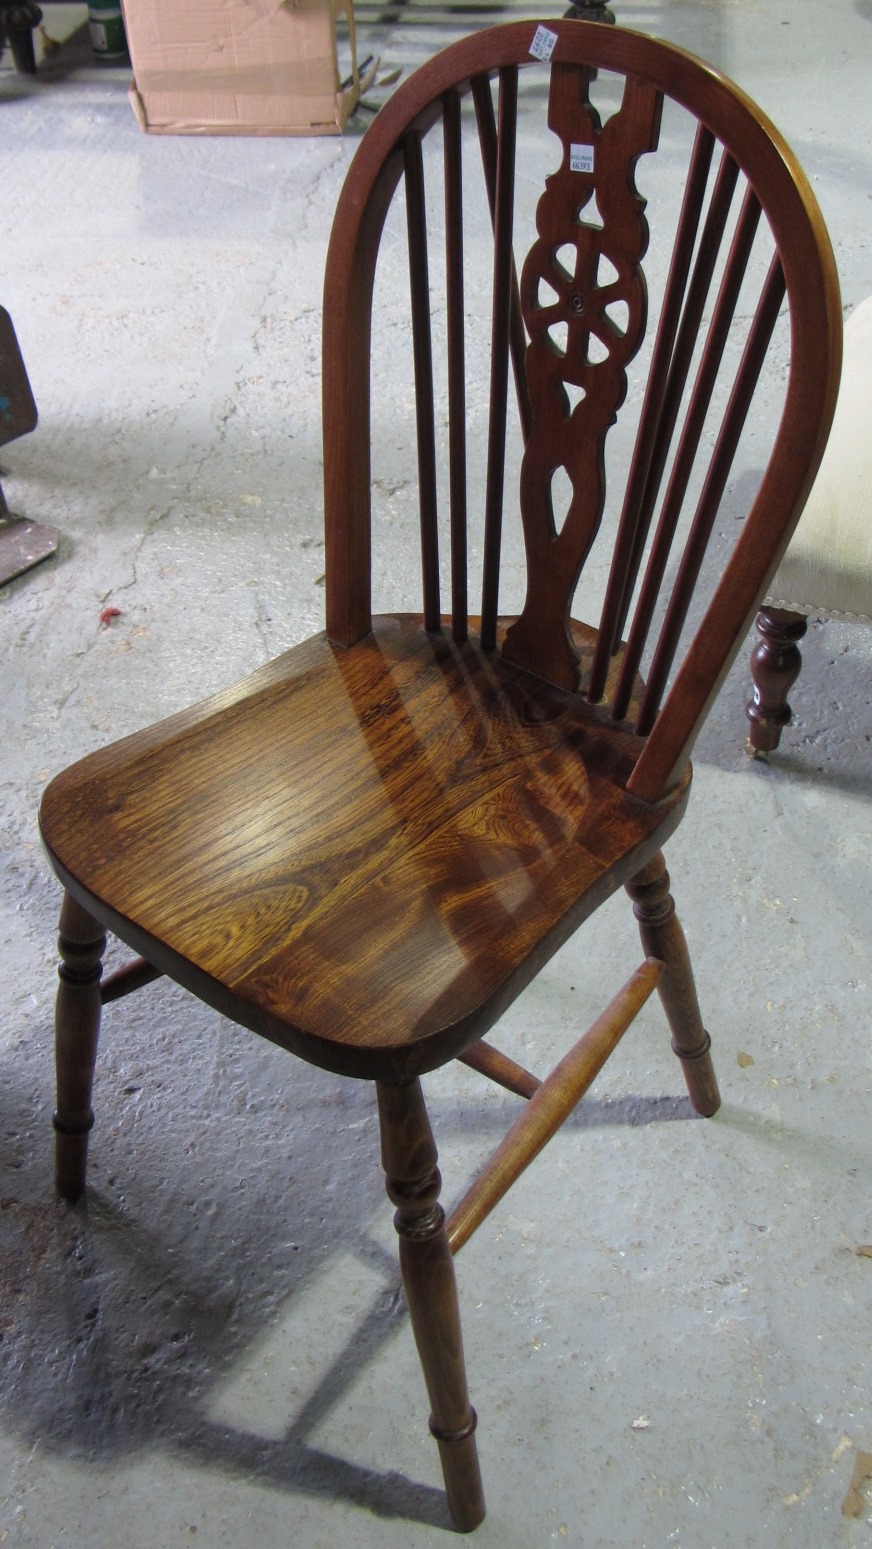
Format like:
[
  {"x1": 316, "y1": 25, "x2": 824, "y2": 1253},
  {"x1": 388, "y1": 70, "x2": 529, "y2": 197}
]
[{"x1": 2, "y1": 0, "x2": 872, "y2": 1544}]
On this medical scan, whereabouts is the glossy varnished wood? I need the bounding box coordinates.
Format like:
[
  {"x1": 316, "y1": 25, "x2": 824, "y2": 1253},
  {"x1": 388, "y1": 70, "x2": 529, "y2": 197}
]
[
  {"x1": 52, "y1": 891, "x2": 105, "y2": 1200},
  {"x1": 40, "y1": 20, "x2": 845, "y2": 1530},
  {"x1": 590, "y1": 124, "x2": 723, "y2": 704},
  {"x1": 480, "y1": 66, "x2": 519, "y2": 651},
  {"x1": 323, "y1": 20, "x2": 842, "y2": 799},
  {"x1": 457, "y1": 1038, "x2": 541, "y2": 1100},
  {"x1": 503, "y1": 61, "x2": 661, "y2": 690},
  {"x1": 40, "y1": 615, "x2": 687, "y2": 1084},
  {"x1": 744, "y1": 605, "x2": 808, "y2": 755},
  {"x1": 625, "y1": 852, "x2": 720, "y2": 1115},
  {"x1": 100, "y1": 955, "x2": 162, "y2": 1004},
  {"x1": 378, "y1": 1079, "x2": 485, "y2": 1531},
  {"x1": 446, "y1": 957, "x2": 663, "y2": 1254}
]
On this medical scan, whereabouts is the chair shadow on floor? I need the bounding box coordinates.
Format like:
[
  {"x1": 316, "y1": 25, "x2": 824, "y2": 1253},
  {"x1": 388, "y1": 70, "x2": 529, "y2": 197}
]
[{"x1": 1, "y1": 1035, "x2": 697, "y2": 1528}]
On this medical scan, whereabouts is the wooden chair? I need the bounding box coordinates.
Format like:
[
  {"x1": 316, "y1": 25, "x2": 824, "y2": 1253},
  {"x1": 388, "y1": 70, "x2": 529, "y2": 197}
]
[
  {"x1": 745, "y1": 296, "x2": 872, "y2": 756},
  {"x1": 38, "y1": 21, "x2": 841, "y2": 1531}
]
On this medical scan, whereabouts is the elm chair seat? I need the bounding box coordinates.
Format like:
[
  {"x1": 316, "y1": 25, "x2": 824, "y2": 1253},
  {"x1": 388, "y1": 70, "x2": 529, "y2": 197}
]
[
  {"x1": 41, "y1": 618, "x2": 681, "y2": 1083},
  {"x1": 39, "y1": 20, "x2": 841, "y2": 1532},
  {"x1": 746, "y1": 296, "x2": 872, "y2": 754}
]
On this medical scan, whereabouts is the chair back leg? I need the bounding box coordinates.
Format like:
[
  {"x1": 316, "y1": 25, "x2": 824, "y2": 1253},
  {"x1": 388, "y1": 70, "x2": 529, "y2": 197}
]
[{"x1": 626, "y1": 853, "x2": 721, "y2": 1116}]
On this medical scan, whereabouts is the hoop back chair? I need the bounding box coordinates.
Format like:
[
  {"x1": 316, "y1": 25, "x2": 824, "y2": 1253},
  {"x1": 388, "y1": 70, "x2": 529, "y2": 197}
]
[{"x1": 39, "y1": 21, "x2": 840, "y2": 1531}]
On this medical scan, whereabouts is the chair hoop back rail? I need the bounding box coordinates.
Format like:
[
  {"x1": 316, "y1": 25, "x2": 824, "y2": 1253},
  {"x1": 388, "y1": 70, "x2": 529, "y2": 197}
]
[
  {"x1": 39, "y1": 20, "x2": 841, "y2": 1534},
  {"x1": 323, "y1": 20, "x2": 841, "y2": 802}
]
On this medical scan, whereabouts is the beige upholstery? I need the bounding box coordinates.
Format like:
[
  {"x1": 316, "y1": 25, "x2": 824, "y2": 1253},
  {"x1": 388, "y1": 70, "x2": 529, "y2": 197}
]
[{"x1": 765, "y1": 296, "x2": 872, "y2": 622}]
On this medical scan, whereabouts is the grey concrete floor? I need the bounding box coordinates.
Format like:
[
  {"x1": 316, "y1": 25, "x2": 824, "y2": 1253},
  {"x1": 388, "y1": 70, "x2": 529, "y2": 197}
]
[{"x1": 2, "y1": 1, "x2": 872, "y2": 1545}]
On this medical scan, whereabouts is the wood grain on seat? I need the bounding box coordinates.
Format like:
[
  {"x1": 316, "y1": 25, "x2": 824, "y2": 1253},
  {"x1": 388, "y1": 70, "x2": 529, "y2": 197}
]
[{"x1": 41, "y1": 615, "x2": 686, "y2": 1080}]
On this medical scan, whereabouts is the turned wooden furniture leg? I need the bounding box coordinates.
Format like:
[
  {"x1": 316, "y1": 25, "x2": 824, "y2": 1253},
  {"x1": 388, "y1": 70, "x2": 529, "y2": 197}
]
[
  {"x1": 745, "y1": 605, "x2": 808, "y2": 757},
  {"x1": 376, "y1": 1078, "x2": 485, "y2": 1533},
  {"x1": 626, "y1": 853, "x2": 720, "y2": 1117},
  {"x1": 52, "y1": 891, "x2": 106, "y2": 1201}
]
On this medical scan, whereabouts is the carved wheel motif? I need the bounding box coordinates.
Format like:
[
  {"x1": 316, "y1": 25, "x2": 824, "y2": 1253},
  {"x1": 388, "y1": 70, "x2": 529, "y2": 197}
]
[{"x1": 503, "y1": 63, "x2": 662, "y2": 689}]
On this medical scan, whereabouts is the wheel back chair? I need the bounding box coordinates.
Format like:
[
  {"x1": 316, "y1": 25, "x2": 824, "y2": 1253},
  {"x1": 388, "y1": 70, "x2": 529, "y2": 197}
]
[
  {"x1": 39, "y1": 21, "x2": 840, "y2": 1532},
  {"x1": 745, "y1": 295, "x2": 872, "y2": 756}
]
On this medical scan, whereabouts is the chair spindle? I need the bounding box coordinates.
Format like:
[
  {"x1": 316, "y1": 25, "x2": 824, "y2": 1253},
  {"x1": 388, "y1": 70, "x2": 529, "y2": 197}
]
[
  {"x1": 608, "y1": 155, "x2": 752, "y2": 719},
  {"x1": 480, "y1": 66, "x2": 519, "y2": 651},
  {"x1": 443, "y1": 88, "x2": 469, "y2": 642},
  {"x1": 404, "y1": 130, "x2": 442, "y2": 632},
  {"x1": 604, "y1": 176, "x2": 761, "y2": 723},
  {"x1": 472, "y1": 73, "x2": 532, "y2": 445},
  {"x1": 635, "y1": 250, "x2": 786, "y2": 732},
  {"x1": 592, "y1": 149, "x2": 747, "y2": 717},
  {"x1": 588, "y1": 124, "x2": 719, "y2": 703},
  {"x1": 612, "y1": 150, "x2": 743, "y2": 646},
  {"x1": 446, "y1": 959, "x2": 663, "y2": 1255}
]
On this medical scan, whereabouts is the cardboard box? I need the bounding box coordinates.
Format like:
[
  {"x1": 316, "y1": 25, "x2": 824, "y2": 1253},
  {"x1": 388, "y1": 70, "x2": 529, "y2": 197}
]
[{"x1": 121, "y1": 0, "x2": 368, "y2": 136}]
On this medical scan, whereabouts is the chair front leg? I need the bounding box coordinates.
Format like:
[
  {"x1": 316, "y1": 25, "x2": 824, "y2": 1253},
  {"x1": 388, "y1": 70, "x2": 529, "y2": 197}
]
[
  {"x1": 626, "y1": 852, "x2": 721, "y2": 1117},
  {"x1": 52, "y1": 891, "x2": 106, "y2": 1200},
  {"x1": 376, "y1": 1078, "x2": 485, "y2": 1533}
]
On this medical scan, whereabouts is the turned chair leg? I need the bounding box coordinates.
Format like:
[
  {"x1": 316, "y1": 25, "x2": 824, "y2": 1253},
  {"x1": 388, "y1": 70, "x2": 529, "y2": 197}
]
[
  {"x1": 745, "y1": 605, "x2": 807, "y2": 757},
  {"x1": 52, "y1": 891, "x2": 106, "y2": 1201},
  {"x1": 376, "y1": 1078, "x2": 486, "y2": 1533},
  {"x1": 626, "y1": 853, "x2": 720, "y2": 1117}
]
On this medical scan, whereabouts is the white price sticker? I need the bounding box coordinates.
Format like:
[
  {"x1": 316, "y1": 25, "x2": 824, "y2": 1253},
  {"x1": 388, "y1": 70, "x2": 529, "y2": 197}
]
[
  {"x1": 570, "y1": 144, "x2": 595, "y2": 174},
  {"x1": 529, "y1": 25, "x2": 558, "y2": 62}
]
